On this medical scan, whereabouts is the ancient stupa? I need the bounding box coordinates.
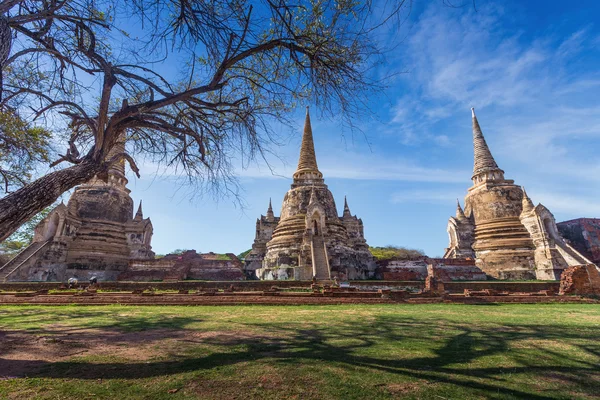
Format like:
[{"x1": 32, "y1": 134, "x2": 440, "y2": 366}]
[
  {"x1": 245, "y1": 108, "x2": 375, "y2": 280},
  {"x1": 0, "y1": 133, "x2": 155, "y2": 282},
  {"x1": 443, "y1": 108, "x2": 591, "y2": 279}
]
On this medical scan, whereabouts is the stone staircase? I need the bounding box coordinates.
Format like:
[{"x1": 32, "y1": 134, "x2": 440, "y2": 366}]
[
  {"x1": 0, "y1": 241, "x2": 50, "y2": 282},
  {"x1": 555, "y1": 240, "x2": 592, "y2": 266},
  {"x1": 311, "y1": 235, "x2": 330, "y2": 280}
]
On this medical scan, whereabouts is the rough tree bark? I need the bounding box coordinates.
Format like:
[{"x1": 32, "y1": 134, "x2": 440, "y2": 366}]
[{"x1": 0, "y1": 161, "x2": 102, "y2": 241}]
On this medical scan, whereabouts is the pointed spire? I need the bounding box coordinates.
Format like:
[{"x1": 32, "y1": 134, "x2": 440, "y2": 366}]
[
  {"x1": 471, "y1": 108, "x2": 502, "y2": 178},
  {"x1": 135, "y1": 200, "x2": 143, "y2": 220},
  {"x1": 293, "y1": 107, "x2": 323, "y2": 186},
  {"x1": 297, "y1": 107, "x2": 319, "y2": 172},
  {"x1": 456, "y1": 199, "x2": 467, "y2": 221},
  {"x1": 521, "y1": 187, "x2": 535, "y2": 214},
  {"x1": 266, "y1": 197, "x2": 274, "y2": 220},
  {"x1": 343, "y1": 196, "x2": 352, "y2": 217}
]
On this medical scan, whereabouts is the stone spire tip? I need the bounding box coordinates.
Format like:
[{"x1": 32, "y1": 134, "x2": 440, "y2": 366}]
[
  {"x1": 456, "y1": 199, "x2": 466, "y2": 220},
  {"x1": 343, "y1": 195, "x2": 351, "y2": 217},
  {"x1": 135, "y1": 200, "x2": 143, "y2": 219},
  {"x1": 471, "y1": 108, "x2": 501, "y2": 178},
  {"x1": 521, "y1": 186, "x2": 535, "y2": 213},
  {"x1": 293, "y1": 106, "x2": 321, "y2": 183}
]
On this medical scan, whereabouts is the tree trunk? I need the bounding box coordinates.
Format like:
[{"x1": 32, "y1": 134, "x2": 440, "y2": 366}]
[{"x1": 0, "y1": 161, "x2": 102, "y2": 242}]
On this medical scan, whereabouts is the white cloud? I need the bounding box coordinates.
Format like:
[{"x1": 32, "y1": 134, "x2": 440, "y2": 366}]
[
  {"x1": 236, "y1": 151, "x2": 469, "y2": 183},
  {"x1": 528, "y1": 190, "x2": 600, "y2": 218},
  {"x1": 136, "y1": 143, "x2": 470, "y2": 184}
]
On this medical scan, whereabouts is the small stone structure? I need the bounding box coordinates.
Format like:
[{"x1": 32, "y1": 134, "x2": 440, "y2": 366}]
[
  {"x1": 443, "y1": 109, "x2": 592, "y2": 280},
  {"x1": 245, "y1": 108, "x2": 375, "y2": 280},
  {"x1": 244, "y1": 199, "x2": 280, "y2": 277},
  {"x1": 559, "y1": 264, "x2": 600, "y2": 296},
  {"x1": 0, "y1": 134, "x2": 155, "y2": 282},
  {"x1": 557, "y1": 218, "x2": 600, "y2": 265}
]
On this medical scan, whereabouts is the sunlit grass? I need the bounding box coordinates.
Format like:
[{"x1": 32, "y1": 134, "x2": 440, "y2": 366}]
[{"x1": 0, "y1": 304, "x2": 598, "y2": 399}]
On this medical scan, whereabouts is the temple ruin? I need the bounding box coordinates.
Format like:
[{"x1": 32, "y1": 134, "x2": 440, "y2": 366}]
[
  {"x1": 245, "y1": 108, "x2": 375, "y2": 280},
  {"x1": 0, "y1": 135, "x2": 155, "y2": 282},
  {"x1": 443, "y1": 109, "x2": 591, "y2": 280},
  {"x1": 557, "y1": 218, "x2": 600, "y2": 265}
]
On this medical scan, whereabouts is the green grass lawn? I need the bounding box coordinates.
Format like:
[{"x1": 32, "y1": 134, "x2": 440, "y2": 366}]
[{"x1": 0, "y1": 304, "x2": 598, "y2": 399}]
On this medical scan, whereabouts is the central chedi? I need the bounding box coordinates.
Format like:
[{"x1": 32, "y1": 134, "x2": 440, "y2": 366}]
[{"x1": 245, "y1": 108, "x2": 375, "y2": 280}]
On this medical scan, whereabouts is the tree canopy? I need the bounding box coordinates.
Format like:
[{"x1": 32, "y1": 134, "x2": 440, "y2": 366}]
[
  {"x1": 0, "y1": 0, "x2": 408, "y2": 241},
  {"x1": 369, "y1": 245, "x2": 426, "y2": 261}
]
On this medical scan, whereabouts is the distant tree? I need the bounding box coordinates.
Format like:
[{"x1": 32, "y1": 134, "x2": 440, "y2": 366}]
[
  {"x1": 0, "y1": 111, "x2": 52, "y2": 192},
  {"x1": 0, "y1": 0, "x2": 408, "y2": 241},
  {"x1": 369, "y1": 245, "x2": 426, "y2": 261},
  {"x1": 238, "y1": 248, "x2": 252, "y2": 260},
  {"x1": 0, "y1": 205, "x2": 53, "y2": 258},
  {"x1": 170, "y1": 249, "x2": 193, "y2": 255}
]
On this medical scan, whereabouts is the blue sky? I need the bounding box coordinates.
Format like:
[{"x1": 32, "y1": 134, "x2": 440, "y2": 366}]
[{"x1": 114, "y1": 0, "x2": 600, "y2": 257}]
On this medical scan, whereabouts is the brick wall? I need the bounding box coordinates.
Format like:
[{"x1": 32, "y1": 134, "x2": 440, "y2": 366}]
[{"x1": 557, "y1": 218, "x2": 600, "y2": 264}]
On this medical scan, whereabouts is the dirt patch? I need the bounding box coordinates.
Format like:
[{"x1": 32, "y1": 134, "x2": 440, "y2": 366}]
[{"x1": 0, "y1": 327, "x2": 263, "y2": 379}]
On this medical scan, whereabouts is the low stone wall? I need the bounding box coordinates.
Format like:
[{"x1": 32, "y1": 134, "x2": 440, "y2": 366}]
[
  {"x1": 444, "y1": 281, "x2": 560, "y2": 294},
  {"x1": 0, "y1": 280, "x2": 562, "y2": 294},
  {"x1": 119, "y1": 251, "x2": 246, "y2": 281},
  {"x1": 379, "y1": 258, "x2": 486, "y2": 281}
]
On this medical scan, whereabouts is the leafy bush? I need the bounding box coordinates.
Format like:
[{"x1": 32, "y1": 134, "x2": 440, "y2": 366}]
[
  {"x1": 369, "y1": 246, "x2": 425, "y2": 261},
  {"x1": 238, "y1": 249, "x2": 252, "y2": 260}
]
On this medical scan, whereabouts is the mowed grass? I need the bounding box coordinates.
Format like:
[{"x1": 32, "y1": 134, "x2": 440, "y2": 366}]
[{"x1": 0, "y1": 304, "x2": 598, "y2": 399}]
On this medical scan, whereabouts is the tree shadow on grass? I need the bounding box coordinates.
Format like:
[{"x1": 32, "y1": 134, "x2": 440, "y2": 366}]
[
  {"x1": 2, "y1": 314, "x2": 599, "y2": 399},
  {"x1": 0, "y1": 307, "x2": 200, "y2": 332}
]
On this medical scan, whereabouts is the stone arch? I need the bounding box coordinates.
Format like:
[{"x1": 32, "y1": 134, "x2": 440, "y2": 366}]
[{"x1": 307, "y1": 209, "x2": 325, "y2": 237}]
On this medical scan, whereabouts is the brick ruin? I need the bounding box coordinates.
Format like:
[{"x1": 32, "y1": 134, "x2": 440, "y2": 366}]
[
  {"x1": 443, "y1": 109, "x2": 592, "y2": 280},
  {"x1": 557, "y1": 218, "x2": 600, "y2": 265},
  {"x1": 121, "y1": 251, "x2": 245, "y2": 281},
  {"x1": 377, "y1": 257, "x2": 487, "y2": 281},
  {"x1": 244, "y1": 108, "x2": 375, "y2": 280},
  {"x1": 559, "y1": 264, "x2": 600, "y2": 296}
]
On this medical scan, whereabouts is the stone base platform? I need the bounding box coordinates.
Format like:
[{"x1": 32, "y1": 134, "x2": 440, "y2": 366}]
[
  {"x1": 0, "y1": 280, "x2": 562, "y2": 294},
  {"x1": 0, "y1": 290, "x2": 596, "y2": 306}
]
